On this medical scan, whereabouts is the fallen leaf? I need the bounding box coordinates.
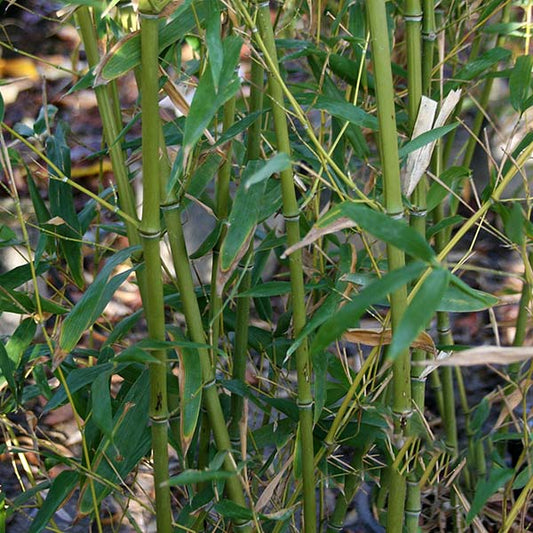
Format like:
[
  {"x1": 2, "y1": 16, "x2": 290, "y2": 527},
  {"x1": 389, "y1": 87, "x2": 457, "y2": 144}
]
[{"x1": 418, "y1": 346, "x2": 533, "y2": 366}]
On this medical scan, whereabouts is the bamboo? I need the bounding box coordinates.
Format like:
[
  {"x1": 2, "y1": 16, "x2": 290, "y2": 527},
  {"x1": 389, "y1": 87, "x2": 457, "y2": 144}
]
[
  {"x1": 366, "y1": 2, "x2": 411, "y2": 530},
  {"x1": 157, "y1": 119, "x2": 251, "y2": 531},
  {"x1": 75, "y1": 8, "x2": 139, "y2": 243},
  {"x1": 138, "y1": 10, "x2": 172, "y2": 533},
  {"x1": 230, "y1": 57, "x2": 264, "y2": 446},
  {"x1": 255, "y1": 4, "x2": 316, "y2": 530}
]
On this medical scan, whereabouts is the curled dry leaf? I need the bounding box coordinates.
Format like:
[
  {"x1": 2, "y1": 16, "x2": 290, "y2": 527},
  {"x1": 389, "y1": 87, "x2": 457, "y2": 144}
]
[
  {"x1": 282, "y1": 217, "x2": 356, "y2": 258},
  {"x1": 343, "y1": 327, "x2": 437, "y2": 354},
  {"x1": 418, "y1": 346, "x2": 533, "y2": 367},
  {"x1": 494, "y1": 379, "x2": 533, "y2": 430}
]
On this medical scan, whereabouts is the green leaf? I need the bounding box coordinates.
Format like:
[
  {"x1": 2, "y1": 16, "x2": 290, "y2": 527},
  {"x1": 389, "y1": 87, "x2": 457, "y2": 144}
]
[
  {"x1": 28, "y1": 470, "x2": 78, "y2": 533},
  {"x1": 426, "y1": 215, "x2": 464, "y2": 239},
  {"x1": 311, "y1": 262, "x2": 427, "y2": 355},
  {"x1": 80, "y1": 370, "x2": 151, "y2": 512},
  {"x1": 310, "y1": 96, "x2": 379, "y2": 130},
  {"x1": 398, "y1": 123, "x2": 458, "y2": 160},
  {"x1": 215, "y1": 500, "x2": 254, "y2": 521},
  {"x1": 59, "y1": 247, "x2": 139, "y2": 353},
  {"x1": 388, "y1": 268, "x2": 450, "y2": 361},
  {"x1": 0, "y1": 342, "x2": 17, "y2": 396},
  {"x1": 96, "y1": 0, "x2": 208, "y2": 82},
  {"x1": 438, "y1": 274, "x2": 498, "y2": 312},
  {"x1": 318, "y1": 202, "x2": 435, "y2": 262},
  {"x1": 244, "y1": 153, "x2": 291, "y2": 189},
  {"x1": 45, "y1": 363, "x2": 116, "y2": 412},
  {"x1": 0, "y1": 92, "x2": 4, "y2": 122},
  {"x1": 91, "y1": 371, "x2": 113, "y2": 439},
  {"x1": 466, "y1": 468, "x2": 513, "y2": 525},
  {"x1": 444, "y1": 47, "x2": 511, "y2": 93},
  {"x1": 182, "y1": 36, "x2": 242, "y2": 152},
  {"x1": 190, "y1": 221, "x2": 223, "y2": 259},
  {"x1": 0, "y1": 224, "x2": 17, "y2": 246},
  {"x1": 509, "y1": 55, "x2": 532, "y2": 113},
  {"x1": 113, "y1": 345, "x2": 160, "y2": 364},
  {"x1": 206, "y1": 0, "x2": 223, "y2": 90},
  {"x1": 219, "y1": 161, "x2": 269, "y2": 273},
  {"x1": 239, "y1": 281, "x2": 292, "y2": 297},
  {"x1": 168, "y1": 469, "x2": 234, "y2": 486},
  {"x1": 167, "y1": 327, "x2": 202, "y2": 456},
  {"x1": 46, "y1": 122, "x2": 84, "y2": 287},
  {"x1": 6, "y1": 317, "x2": 36, "y2": 369}
]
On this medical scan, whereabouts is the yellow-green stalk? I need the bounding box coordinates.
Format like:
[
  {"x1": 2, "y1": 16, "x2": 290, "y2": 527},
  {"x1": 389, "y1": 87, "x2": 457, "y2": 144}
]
[
  {"x1": 255, "y1": 4, "x2": 316, "y2": 530},
  {"x1": 405, "y1": 1, "x2": 425, "y2": 529},
  {"x1": 230, "y1": 57, "x2": 264, "y2": 446},
  {"x1": 138, "y1": 8, "x2": 172, "y2": 533},
  {"x1": 366, "y1": 1, "x2": 411, "y2": 530}
]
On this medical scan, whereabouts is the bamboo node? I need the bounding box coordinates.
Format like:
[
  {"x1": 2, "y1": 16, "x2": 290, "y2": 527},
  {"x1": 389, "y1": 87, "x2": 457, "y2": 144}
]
[
  {"x1": 404, "y1": 14, "x2": 423, "y2": 22},
  {"x1": 138, "y1": 11, "x2": 161, "y2": 19},
  {"x1": 410, "y1": 208, "x2": 427, "y2": 218},
  {"x1": 161, "y1": 201, "x2": 180, "y2": 211},
  {"x1": 297, "y1": 400, "x2": 314, "y2": 410},
  {"x1": 389, "y1": 211, "x2": 404, "y2": 220},
  {"x1": 283, "y1": 213, "x2": 300, "y2": 222},
  {"x1": 422, "y1": 31, "x2": 437, "y2": 41},
  {"x1": 203, "y1": 379, "x2": 216, "y2": 390},
  {"x1": 149, "y1": 415, "x2": 168, "y2": 424},
  {"x1": 139, "y1": 228, "x2": 163, "y2": 240}
]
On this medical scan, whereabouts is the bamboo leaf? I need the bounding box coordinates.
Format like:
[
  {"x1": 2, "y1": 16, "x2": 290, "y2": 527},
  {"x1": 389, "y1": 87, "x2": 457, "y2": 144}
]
[
  {"x1": 91, "y1": 371, "x2": 113, "y2": 439},
  {"x1": 0, "y1": 341, "x2": 17, "y2": 395},
  {"x1": 59, "y1": 247, "x2": 139, "y2": 353},
  {"x1": 46, "y1": 122, "x2": 84, "y2": 287},
  {"x1": 466, "y1": 468, "x2": 513, "y2": 525},
  {"x1": 79, "y1": 369, "x2": 151, "y2": 512},
  {"x1": 27, "y1": 470, "x2": 78, "y2": 533},
  {"x1": 168, "y1": 327, "x2": 202, "y2": 457},
  {"x1": 215, "y1": 500, "x2": 254, "y2": 521},
  {"x1": 168, "y1": 469, "x2": 234, "y2": 486},
  {"x1": 310, "y1": 96, "x2": 379, "y2": 130},
  {"x1": 398, "y1": 123, "x2": 458, "y2": 160},
  {"x1": 426, "y1": 166, "x2": 470, "y2": 212},
  {"x1": 206, "y1": 0, "x2": 223, "y2": 90},
  {"x1": 507, "y1": 56, "x2": 531, "y2": 110},
  {"x1": 244, "y1": 153, "x2": 291, "y2": 189},
  {"x1": 311, "y1": 262, "x2": 426, "y2": 355},
  {"x1": 310, "y1": 202, "x2": 436, "y2": 262},
  {"x1": 388, "y1": 268, "x2": 450, "y2": 361},
  {"x1": 444, "y1": 47, "x2": 511, "y2": 93},
  {"x1": 438, "y1": 274, "x2": 498, "y2": 312},
  {"x1": 343, "y1": 328, "x2": 437, "y2": 354},
  {"x1": 5, "y1": 318, "x2": 36, "y2": 368},
  {"x1": 182, "y1": 36, "x2": 242, "y2": 153}
]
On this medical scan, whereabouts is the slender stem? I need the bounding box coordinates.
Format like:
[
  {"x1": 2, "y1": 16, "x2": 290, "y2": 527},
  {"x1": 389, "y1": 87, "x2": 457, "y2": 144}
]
[
  {"x1": 366, "y1": 2, "x2": 411, "y2": 530},
  {"x1": 75, "y1": 7, "x2": 139, "y2": 243},
  {"x1": 230, "y1": 58, "x2": 264, "y2": 445},
  {"x1": 138, "y1": 13, "x2": 172, "y2": 533},
  {"x1": 256, "y1": 4, "x2": 316, "y2": 530}
]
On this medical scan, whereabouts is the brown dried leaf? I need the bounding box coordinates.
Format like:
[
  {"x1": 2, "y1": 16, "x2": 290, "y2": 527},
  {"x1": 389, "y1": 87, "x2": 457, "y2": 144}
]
[
  {"x1": 419, "y1": 346, "x2": 533, "y2": 367},
  {"x1": 343, "y1": 328, "x2": 437, "y2": 354},
  {"x1": 494, "y1": 379, "x2": 533, "y2": 430},
  {"x1": 282, "y1": 217, "x2": 356, "y2": 258}
]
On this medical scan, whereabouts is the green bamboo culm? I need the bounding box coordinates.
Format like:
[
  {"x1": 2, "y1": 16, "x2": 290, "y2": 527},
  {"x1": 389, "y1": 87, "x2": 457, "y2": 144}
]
[
  {"x1": 155, "y1": 90, "x2": 251, "y2": 533},
  {"x1": 255, "y1": 4, "x2": 317, "y2": 531},
  {"x1": 405, "y1": 1, "x2": 424, "y2": 530},
  {"x1": 75, "y1": 7, "x2": 139, "y2": 245},
  {"x1": 230, "y1": 57, "x2": 264, "y2": 446},
  {"x1": 138, "y1": 9, "x2": 172, "y2": 533},
  {"x1": 366, "y1": 1, "x2": 411, "y2": 531}
]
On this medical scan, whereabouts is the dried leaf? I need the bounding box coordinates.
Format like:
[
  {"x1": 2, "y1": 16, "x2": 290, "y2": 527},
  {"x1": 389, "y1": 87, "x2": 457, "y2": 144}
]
[
  {"x1": 494, "y1": 379, "x2": 533, "y2": 430},
  {"x1": 419, "y1": 346, "x2": 533, "y2": 367},
  {"x1": 282, "y1": 217, "x2": 356, "y2": 258},
  {"x1": 343, "y1": 327, "x2": 437, "y2": 354},
  {"x1": 402, "y1": 90, "x2": 462, "y2": 196}
]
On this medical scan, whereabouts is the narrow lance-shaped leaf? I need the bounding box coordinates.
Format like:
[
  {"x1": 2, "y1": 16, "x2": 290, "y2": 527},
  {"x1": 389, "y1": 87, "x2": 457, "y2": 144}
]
[
  {"x1": 168, "y1": 327, "x2": 202, "y2": 456},
  {"x1": 387, "y1": 268, "x2": 450, "y2": 361},
  {"x1": 28, "y1": 470, "x2": 78, "y2": 533},
  {"x1": 59, "y1": 246, "x2": 140, "y2": 353},
  {"x1": 311, "y1": 261, "x2": 427, "y2": 355},
  {"x1": 313, "y1": 202, "x2": 436, "y2": 262},
  {"x1": 91, "y1": 370, "x2": 113, "y2": 439}
]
